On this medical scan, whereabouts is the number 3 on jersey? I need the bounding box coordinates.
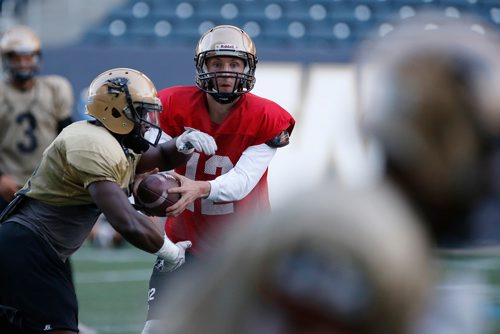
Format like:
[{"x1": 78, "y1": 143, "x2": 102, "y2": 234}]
[
  {"x1": 16, "y1": 111, "x2": 38, "y2": 153},
  {"x1": 184, "y1": 153, "x2": 234, "y2": 215}
]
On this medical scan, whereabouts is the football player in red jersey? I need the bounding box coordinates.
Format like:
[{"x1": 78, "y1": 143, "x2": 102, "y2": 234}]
[{"x1": 141, "y1": 25, "x2": 295, "y2": 334}]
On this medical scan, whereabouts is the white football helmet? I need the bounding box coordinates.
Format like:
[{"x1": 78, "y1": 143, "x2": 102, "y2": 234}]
[
  {"x1": 194, "y1": 25, "x2": 257, "y2": 104},
  {"x1": 0, "y1": 25, "x2": 41, "y2": 81}
]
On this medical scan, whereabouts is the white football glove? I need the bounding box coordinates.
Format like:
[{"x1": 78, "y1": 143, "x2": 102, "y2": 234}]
[
  {"x1": 155, "y1": 235, "x2": 192, "y2": 272},
  {"x1": 176, "y1": 127, "x2": 217, "y2": 155}
]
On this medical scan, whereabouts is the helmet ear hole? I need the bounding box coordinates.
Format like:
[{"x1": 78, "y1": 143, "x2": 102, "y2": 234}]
[{"x1": 111, "y1": 108, "x2": 121, "y2": 118}]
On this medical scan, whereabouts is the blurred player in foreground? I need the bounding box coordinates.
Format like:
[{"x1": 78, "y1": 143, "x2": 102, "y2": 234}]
[
  {"x1": 0, "y1": 25, "x2": 73, "y2": 211},
  {"x1": 360, "y1": 12, "x2": 500, "y2": 333},
  {"x1": 153, "y1": 184, "x2": 433, "y2": 334},
  {"x1": 141, "y1": 25, "x2": 295, "y2": 334},
  {"x1": 361, "y1": 12, "x2": 500, "y2": 249},
  {"x1": 0, "y1": 67, "x2": 216, "y2": 334}
]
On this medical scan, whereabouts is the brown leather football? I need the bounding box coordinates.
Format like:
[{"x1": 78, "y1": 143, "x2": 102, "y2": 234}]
[{"x1": 135, "y1": 173, "x2": 181, "y2": 217}]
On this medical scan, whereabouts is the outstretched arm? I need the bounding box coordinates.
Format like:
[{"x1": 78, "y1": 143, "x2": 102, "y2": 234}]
[
  {"x1": 88, "y1": 180, "x2": 164, "y2": 252},
  {"x1": 136, "y1": 138, "x2": 190, "y2": 174},
  {"x1": 88, "y1": 180, "x2": 191, "y2": 271},
  {"x1": 165, "y1": 143, "x2": 276, "y2": 216},
  {"x1": 136, "y1": 128, "x2": 217, "y2": 174}
]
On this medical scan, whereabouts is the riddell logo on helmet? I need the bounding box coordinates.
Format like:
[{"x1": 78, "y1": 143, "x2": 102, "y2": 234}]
[{"x1": 215, "y1": 44, "x2": 236, "y2": 50}]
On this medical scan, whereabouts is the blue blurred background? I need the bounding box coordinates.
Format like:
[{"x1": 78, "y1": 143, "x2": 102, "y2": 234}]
[{"x1": 3, "y1": 0, "x2": 498, "y2": 121}]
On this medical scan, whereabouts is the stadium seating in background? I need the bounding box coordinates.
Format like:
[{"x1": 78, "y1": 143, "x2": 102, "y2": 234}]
[{"x1": 79, "y1": 0, "x2": 500, "y2": 55}]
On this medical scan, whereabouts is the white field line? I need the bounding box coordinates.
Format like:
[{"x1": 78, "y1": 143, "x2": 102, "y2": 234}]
[
  {"x1": 75, "y1": 268, "x2": 152, "y2": 284},
  {"x1": 73, "y1": 249, "x2": 155, "y2": 263},
  {"x1": 93, "y1": 324, "x2": 144, "y2": 334}
]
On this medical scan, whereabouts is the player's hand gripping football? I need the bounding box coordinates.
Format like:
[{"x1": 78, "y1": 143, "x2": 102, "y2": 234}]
[
  {"x1": 176, "y1": 127, "x2": 217, "y2": 155},
  {"x1": 132, "y1": 167, "x2": 159, "y2": 198},
  {"x1": 163, "y1": 171, "x2": 211, "y2": 217}
]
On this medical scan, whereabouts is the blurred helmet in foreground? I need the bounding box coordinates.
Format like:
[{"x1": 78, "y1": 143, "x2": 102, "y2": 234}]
[
  {"x1": 159, "y1": 184, "x2": 433, "y2": 334},
  {"x1": 358, "y1": 12, "x2": 500, "y2": 244}
]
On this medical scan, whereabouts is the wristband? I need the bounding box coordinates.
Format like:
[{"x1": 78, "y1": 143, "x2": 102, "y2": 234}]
[
  {"x1": 176, "y1": 135, "x2": 195, "y2": 154},
  {"x1": 154, "y1": 235, "x2": 180, "y2": 261}
]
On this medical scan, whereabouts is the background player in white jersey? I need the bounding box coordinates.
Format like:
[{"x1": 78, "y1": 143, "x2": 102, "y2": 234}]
[
  {"x1": 0, "y1": 25, "x2": 74, "y2": 211},
  {"x1": 141, "y1": 25, "x2": 295, "y2": 334},
  {"x1": 0, "y1": 67, "x2": 216, "y2": 334}
]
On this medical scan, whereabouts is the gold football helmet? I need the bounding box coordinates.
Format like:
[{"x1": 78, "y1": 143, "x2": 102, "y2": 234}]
[
  {"x1": 86, "y1": 68, "x2": 162, "y2": 151},
  {"x1": 0, "y1": 25, "x2": 41, "y2": 81},
  {"x1": 194, "y1": 25, "x2": 257, "y2": 104}
]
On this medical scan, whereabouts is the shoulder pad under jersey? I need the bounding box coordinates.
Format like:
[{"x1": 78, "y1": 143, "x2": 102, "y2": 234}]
[{"x1": 266, "y1": 130, "x2": 290, "y2": 148}]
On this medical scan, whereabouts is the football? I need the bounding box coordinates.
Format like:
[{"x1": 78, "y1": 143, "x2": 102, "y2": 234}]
[{"x1": 135, "y1": 173, "x2": 181, "y2": 217}]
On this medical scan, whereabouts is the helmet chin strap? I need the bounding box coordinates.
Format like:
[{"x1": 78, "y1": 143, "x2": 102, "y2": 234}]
[
  {"x1": 91, "y1": 119, "x2": 150, "y2": 155},
  {"x1": 209, "y1": 92, "x2": 239, "y2": 104},
  {"x1": 121, "y1": 125, "x2": 150, "y2": 154}
]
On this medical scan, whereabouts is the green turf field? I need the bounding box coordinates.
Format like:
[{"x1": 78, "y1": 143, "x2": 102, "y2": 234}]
[
  {"x1": 73, "y1": 243, "x2": 500, "y2": 334},
  {"x1": 437, "y1": 249, "x2": 500, "y2": 333},
  {"x1": 72, "y1": 243, "x2": 154, "y2": 334}
]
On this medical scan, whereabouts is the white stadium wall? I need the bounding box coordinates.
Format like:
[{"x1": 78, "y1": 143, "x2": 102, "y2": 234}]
[{"x1": 253, "y1": 62, "x2": 380, "y2": 208}]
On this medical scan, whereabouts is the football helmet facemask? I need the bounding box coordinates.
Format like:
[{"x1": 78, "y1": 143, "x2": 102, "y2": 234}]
[
  {"x1": 86, "y1": 68, "x2": 163, "y2": 153},
  {"x1": 0, "y1": 25, "x2": 41, "y2": 82},
  {"x1": 195, "y1": 25, "x2": 257, "y2": 104}
]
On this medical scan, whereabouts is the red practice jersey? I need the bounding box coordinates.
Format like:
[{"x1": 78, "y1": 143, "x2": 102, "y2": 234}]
[{"x1": 158, "y1": 86, "x2": 295, "y2": 254}]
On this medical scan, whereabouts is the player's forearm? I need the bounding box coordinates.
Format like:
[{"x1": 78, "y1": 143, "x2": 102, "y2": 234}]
[
  {"x1": 0, "y1": 174, "x2": 20, "y2": 201},
  {"x1": 207, "y1": 144, "x2": 276, "y2": 201},
  {"x1": 89, "y1": 180, "x2": 165, "y2": 253},
  {"x1": 136, "y1": 139, "x2": 191, "y2": 173},
  {"x1": 117, "y1": 213, "x2": 164, "y2": 253},
  {"x1": 159, "y1": 139, "x2": 192, "y2": 170}
]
